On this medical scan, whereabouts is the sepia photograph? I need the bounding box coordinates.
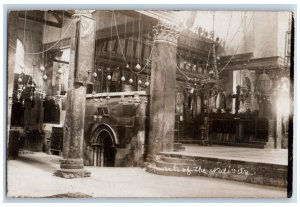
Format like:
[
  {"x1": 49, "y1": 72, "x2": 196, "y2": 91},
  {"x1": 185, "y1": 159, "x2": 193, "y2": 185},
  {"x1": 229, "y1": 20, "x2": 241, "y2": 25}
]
[{"x1": 5, "y1": 8, "x2": 294, "y2": 199}]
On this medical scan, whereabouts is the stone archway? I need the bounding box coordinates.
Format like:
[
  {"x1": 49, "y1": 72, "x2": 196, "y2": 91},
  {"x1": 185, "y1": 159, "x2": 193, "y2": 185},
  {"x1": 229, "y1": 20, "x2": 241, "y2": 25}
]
[{"x1": 91, "y1": 127, "x2": 116, "y2": 167}]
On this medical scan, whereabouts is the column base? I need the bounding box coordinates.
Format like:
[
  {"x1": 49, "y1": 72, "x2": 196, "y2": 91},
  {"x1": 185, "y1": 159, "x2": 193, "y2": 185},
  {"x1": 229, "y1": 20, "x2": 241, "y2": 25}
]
[{"x1": 54, "y1": 158, "x2": 91, "y2": 179}]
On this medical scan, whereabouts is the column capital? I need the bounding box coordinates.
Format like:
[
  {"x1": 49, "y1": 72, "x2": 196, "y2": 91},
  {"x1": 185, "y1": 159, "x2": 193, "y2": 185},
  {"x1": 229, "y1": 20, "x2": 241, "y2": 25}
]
[
  {"x1": 72, "y1": 10, "x2": 93, "y2": 18},
  {"x1": 152, "y1": 23, "x2": 180, "y2": 46}
]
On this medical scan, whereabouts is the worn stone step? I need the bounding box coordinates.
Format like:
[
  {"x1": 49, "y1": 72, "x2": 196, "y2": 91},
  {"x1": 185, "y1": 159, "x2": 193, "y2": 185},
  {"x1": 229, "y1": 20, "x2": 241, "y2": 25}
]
[
  {"x1": 213, "y1": 141, "x2": 266, "y2": 149},
  {"x1": 155, "y1": 160, "x2": 196, "y2": 170},
  {"x1": 146, "y1": 164, "x2": 199, "y2": 176},
  {"x1": 160, "y1": 156, "x2": 196, "y2": 164},
  {"x1": 146, "y1": 161, "x2": 287, "y2": 187},
  {"x1": 148, "y1": 153, "x2": 287, "y2": 188}
]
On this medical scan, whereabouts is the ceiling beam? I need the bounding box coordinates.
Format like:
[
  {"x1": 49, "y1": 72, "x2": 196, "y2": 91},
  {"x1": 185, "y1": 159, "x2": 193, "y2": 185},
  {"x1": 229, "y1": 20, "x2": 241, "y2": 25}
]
[
  {"x1": 18, "y1": 13, "x2": 62, "y2": 28},
  {"x1": 50, "y1": 12, "x2": 62, "y2": 26}
]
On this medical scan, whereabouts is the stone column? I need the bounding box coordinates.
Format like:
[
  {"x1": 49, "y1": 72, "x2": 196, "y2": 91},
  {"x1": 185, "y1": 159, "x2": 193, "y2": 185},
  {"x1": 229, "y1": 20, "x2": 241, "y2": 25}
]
[
  {"x1": 7, "y1": 12, "x2": 18, "y2": 159},
  {"x1": 147, "y1": 24, "x2": 179, "y2": 160},
  {"x1": 276, "y1": 114, "x2": 282, "y2": 149},
  {"x1": 54, "y1": 11, "x2": 95, "y2": 178},
  {"x1": 266, "y1": 98, "x2": 276, "y2": 149}
]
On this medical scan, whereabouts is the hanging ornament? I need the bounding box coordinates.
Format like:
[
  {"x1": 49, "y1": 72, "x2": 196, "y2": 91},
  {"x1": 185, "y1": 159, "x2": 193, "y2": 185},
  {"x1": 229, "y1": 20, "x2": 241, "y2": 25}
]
[
  {"x1": 18, "y1": 77, "x2": 22, "y2": 82},
  {"x1": 126, "y1": 64, "x2": 130, "y2": 69},
  {"x1": 145, "y1": 81, "x2": 150, "y2": 87},
  {"x1": 107, "y1": 74, "x2": 112, "y2": 80},
  {"x1": 20, "y1": 63, "x2": 25, "y2": 73},
  {"x1": 138, "y1": 80, "x2": 142, "y2": 85},
  {"x1": 135, "y1": 64, "x2": 141, "y2": 70},
  {"x1": 40, "y1": 65, "x2": 45, "y2": 72},
  {"x1": 121, "y1": 76, "x2": 126, "y2": 82},
  {"x1": 93, "y1": 72, "x2": 97, "y2": 78},
  {"x1": 129, "y1": 78, "x2": 133, "y2": 84},
  {"x1": 31, "y1": 83, "x2": 35, "y2": 88},
  {"x1": 120, "y1": 95, "x2": 125, "y2": 103},
  {"x1": 57, "y1": 67, "x2": 63, "y2": 75},
  {"x1": 93, "y1": 115, "x2": 97, "y2": 121},
  {"x1": 134, "y1": 63, "x2": 141, "y2": 72},
  {"x1": 128, "y1": 96, "x2": 132, "y2": 103},
  {"x1": 43, "y1": 74, "x2": 48, "y2": 80}
]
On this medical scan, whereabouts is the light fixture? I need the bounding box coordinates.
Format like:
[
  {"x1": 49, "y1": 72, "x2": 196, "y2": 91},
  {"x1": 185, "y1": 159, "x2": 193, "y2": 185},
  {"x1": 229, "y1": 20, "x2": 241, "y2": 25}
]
[
  {"x1": 138, "y1": 80, "x2": 142, "y2": 85},
  {"x1": 133, "y1": 93, "x2": 141, "y2": 106},
  {"x1": 57, "y1": 67, "x2": 63, "y2": 75},
  {"x1": 40, "y1": 65, "x2": 45, "y2": 72},
  {"x1": 145, "y1": 81, "x2": 150, "y2": 87},
  {"x1": 93, "y1": 72, "x2": 97, "y2": 78},
  {"x1": 135, "y1": 63, "x2": 141, "y2": 71},
  {"x1": 121, "y1": 76, "x2": 126, "y2": 81},
  {"x1": 129, "y1": 78, "x2": 133, "y2": 84},
  {"x1": 126, "y1": 64, "x2": 130, "y2": 69},
  {"x1": 20, "y1": 63, "x2": 25, "y2": 70},
  {"x1": 43, "y1": 74, "x2": 48, "y2": 80},
  {"x1": 120, "y1": 95, "x2": 125, "y2": 103},
  {"x1": 93, "y1": 115, "x2": 97, "y2": 121},
  {"x1": 107, "y1": 74, "x2": 112, "y2": 80}
]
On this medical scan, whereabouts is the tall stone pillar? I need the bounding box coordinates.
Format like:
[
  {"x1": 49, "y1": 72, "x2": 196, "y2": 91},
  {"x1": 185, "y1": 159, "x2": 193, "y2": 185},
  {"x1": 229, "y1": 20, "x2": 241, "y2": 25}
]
[
  {"x1": 7, "y1": 12, "x2": 18, "y2": 159},
  {"x1": 147, "y1": 24, "x2": 179, "y2": 160},
  {"x1": 54, "y1": 11, "x2": 95, "y2": 178}
]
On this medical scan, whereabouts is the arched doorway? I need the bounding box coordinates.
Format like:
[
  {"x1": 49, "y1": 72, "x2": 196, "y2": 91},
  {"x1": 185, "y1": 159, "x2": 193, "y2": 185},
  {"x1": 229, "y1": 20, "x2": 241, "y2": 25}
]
[{"x1": 92, "y1": 129, "x2": 116, "y2": 167}]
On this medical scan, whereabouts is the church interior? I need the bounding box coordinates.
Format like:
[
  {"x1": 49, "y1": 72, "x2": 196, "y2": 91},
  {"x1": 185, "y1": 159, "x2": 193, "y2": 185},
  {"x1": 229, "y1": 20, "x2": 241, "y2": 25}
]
[{"x1": 6, "y1": 10, "x2": 293, "y2": 189}]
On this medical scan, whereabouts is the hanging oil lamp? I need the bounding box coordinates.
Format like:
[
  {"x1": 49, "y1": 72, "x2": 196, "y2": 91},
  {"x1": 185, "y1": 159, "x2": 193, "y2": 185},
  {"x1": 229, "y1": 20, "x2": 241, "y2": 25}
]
[
  {"x1": 57, "y1": 66, "x2": 63, "y2": 75},
  {"x1": 40, "y1": 65, "x2": 45, "y2": 72},
  {"x1": 93, "y1": 72, "x2": 97, "y2": 78},
  {"x1": 135, "y1": 63, "x2": 141, "y2": 71},
  {"x1": 129, "y1": 78, "x2": 133, "y2": 84}
]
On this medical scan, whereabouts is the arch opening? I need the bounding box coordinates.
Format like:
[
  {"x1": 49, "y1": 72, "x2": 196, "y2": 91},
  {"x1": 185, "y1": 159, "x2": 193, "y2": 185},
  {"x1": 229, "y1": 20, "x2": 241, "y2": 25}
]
[{"x1": 92, "y1": 129, "x2": 116, "y2": 167}]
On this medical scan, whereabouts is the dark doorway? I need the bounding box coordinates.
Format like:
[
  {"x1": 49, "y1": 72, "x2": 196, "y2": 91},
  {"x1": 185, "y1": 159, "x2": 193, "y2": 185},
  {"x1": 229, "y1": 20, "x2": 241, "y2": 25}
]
[{"x1": 92, "y1": 130, "x2": 116, "y2": 167}]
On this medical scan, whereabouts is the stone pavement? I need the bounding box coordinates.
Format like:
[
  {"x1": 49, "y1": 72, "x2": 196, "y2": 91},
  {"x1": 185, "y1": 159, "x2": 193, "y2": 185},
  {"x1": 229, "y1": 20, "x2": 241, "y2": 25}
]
[{"x1": 6, "y1": 152, "x2": 287, "y2": 198}]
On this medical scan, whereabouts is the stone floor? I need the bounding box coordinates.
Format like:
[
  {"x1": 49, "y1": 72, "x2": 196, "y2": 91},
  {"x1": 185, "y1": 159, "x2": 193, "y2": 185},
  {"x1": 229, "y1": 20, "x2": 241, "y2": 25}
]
[
  {"x1": 6, "y1": 152, "x2": 287, "y2": 198},
  {"x1": 167, "y1": 144, "x2": 288, "y2": 165}
]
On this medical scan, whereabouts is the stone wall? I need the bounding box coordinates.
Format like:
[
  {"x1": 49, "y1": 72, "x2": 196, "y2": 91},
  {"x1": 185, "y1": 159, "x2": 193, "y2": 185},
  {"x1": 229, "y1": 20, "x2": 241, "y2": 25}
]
[{"x1": 84, "y1": 91, "x2": 148, "y2": 167}]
